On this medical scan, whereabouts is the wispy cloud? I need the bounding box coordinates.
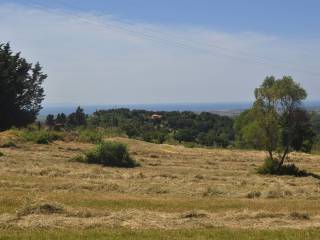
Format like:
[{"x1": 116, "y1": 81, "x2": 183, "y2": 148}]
[{"x1": 1, "y1": 3, "x2": 319, "y2": 105}]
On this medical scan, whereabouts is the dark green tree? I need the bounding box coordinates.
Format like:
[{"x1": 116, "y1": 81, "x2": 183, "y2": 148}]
[
  {"x1": 45, "y1": 114, "x2": 55, "y2": 128},
  {"x1": 56, "y1": 113, "x2": 67, "y2": 125},
  {"x1": 0, "y1": 43, "x2": 46, "y2": 130},
  {"x1": 67, "y1": 107, "x2": 86, "y2": 127},
  {"x1": 174, "y1": 129, "x2": 197, "y2": 143}
]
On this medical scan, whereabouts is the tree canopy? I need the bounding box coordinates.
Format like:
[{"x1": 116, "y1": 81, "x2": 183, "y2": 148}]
[
  {"x1": 0, "y1": 43, "x2": 46, "y2": 130},
  {"x1": 235, "y1": 76, "x2": 315, "y2": 169}
]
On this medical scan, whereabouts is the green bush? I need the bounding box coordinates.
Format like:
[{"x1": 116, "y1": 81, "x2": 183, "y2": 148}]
[
  {"x1": 84, "y1": 141, "x2": 139, "y2": 168},
  {"x1": 21, "y1": 130, "x2": 64, "y2": 144},
  {"x1": 258, "y1": 157, "x2": 308, "y2": 177},
  {"x1": 257, "y1": 157, "x2": 279, "y2": 174},
  {"x1": 0, "y1": 151, "x2": 4, "y2": 157}
]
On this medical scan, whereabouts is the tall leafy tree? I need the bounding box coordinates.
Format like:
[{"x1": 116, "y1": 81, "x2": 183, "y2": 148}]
[
  {"x1": 252, "y1": 76, "x2": 313, "y2": 167},
  {"x1": 0, "y1": 43, "x2": 46, "y2": 130}
]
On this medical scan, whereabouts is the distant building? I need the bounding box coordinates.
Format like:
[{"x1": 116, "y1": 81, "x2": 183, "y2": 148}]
[{"x1": 151, "y1": 114, "x2": 162, "y2": 120}]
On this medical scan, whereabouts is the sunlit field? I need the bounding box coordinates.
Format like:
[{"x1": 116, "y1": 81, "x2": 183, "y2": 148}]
[{"x1": 1, "y1": 131, "x2": 320, "y2": 239}]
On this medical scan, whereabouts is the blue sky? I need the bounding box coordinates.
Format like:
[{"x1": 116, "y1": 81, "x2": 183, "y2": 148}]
[
  {"x1": 0, "y1": 1, "x2": 319, "y2": 105},
  {"x1": 8, "y1": 0, "x2": 320, "y2": 37}
]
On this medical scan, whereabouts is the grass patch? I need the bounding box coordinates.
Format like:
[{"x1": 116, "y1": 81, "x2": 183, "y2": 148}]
[
  {"x1": 60, "y1": 195, "x2": 246, "y2": 213},
  {"x1": 1, "y1": 228, "x2": 320, "y2": 240},
  {"x1": 0, "y1": 139, "x2": 17, "y2": 148},
  {"x1": 181, "y1": 210, "x2": 208, "y2": 218},
  {"x1": 0, "y1": 196, "x2": 22, "y2": 214},
  {"x1": 76, "y1": 129, "x2": 103, "y2": 143},
  {"x1": 20, "y1": 130, "x2": 64, "y2": 144},
  {"x1": 203, "y1": 187, "x2": 224, "y2": 197},
  {"x1": 17, "y1": 202, "x2": 65, "y2": 217},
  {"x1": 289, "y1": 212, "x2": 310, "y2": 220}
]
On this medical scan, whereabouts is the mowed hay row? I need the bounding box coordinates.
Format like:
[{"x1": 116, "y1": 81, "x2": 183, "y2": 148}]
[{"x1": 0, "y1": 136, "x2": 320, "y2": 230}]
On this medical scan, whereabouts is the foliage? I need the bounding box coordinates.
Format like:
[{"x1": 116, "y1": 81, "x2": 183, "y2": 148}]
[
  {"x1": 20, "y1": 129, "x2": 64, "y2": 144},
  {"x1": 142, "y1": 130, "x2": 168, "y2": 144},
  {"x1": 76, "y1": 129, "x2": 103, "y2": 143},
  {"x1": 289, "y1": 109, "x2": 315, "y2": 153},
  {"x1": 234, "y1": 110, "x2": 266, "y2": 149},
  {"x1": 56, "y1": 113, "x2": 67, "y2": 125},
  {"x1": 89, "y1": 109, "x2": 235, "y2": 147},
  {"x1": 310, "y1": 112, "x2": 320, "y2": 153},
  {"x1": 253, "y1": 76, "x2": 311, "y2": 165},
  {"x1": 84, "y1": 141, "x2": 139, "y2": 168},
  {"x1": 67, "y1": 106, "x2": 86, "y2": 127},
  {"x1": 0, "y1": 43, "x2": 46, "y2": 131},
  {"x1": 174, "y1": 129, "x2": 197, "y2": 143},
  {"x1": 45, "y1": 114, "x2": 55, "y2": 128},
  {"x1": 257, "y1": 157, "x2": 279, "y2": 174},
  {"x1": 0, "y1": 151, "x2": 4, "y2": 157},
  {"x1": 257, "y1": 157, "x2": 308, "y2": 177},
  {"x1": 236, "y1": 76, "x2": 315, "y2": 170}
]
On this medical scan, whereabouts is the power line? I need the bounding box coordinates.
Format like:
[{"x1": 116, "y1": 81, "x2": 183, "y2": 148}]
[{"x1": 19, "y1": 0, "x2": 320, "y2": 76}]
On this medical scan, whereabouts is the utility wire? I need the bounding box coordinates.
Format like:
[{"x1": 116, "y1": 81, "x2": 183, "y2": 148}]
[{"x1": 19, "y1": 0, "x2": 320, "y2": 76}]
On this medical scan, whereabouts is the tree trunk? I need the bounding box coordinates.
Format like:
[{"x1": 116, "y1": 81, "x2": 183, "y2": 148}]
[
  {"x1": 279, "y1": 146, "x2": 289, "y2": 167},
  {"x1": 268, "y1": 150, "x2": 273, "y2": 161}
]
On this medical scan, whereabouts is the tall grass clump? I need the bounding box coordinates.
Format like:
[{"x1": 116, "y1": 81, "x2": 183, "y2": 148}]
[{"x1": 84, "y1": 141, "x2": 139, "y2": 168}]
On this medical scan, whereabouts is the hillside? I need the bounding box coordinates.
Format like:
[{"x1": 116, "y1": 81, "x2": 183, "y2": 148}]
[{"x1": 1, "y1": 134, "x2": 320, "y2": 239}]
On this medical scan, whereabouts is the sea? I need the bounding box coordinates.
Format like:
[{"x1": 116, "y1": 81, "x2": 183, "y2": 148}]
[{"x1": 40, "y1": 101, "x2": 320, "y2": 116}]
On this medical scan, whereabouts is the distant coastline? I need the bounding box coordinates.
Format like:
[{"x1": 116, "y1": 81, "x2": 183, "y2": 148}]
[{"x1": 40, "y1": 101, "x2": 320, "y2": 116}]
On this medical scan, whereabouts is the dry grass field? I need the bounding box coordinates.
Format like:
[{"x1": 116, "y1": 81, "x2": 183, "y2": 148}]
[{"x1": 0, "y1": 130, "x2": 320, "y2": 239}]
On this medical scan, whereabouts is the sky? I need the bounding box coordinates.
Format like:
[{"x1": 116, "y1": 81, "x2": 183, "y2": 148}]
[{"x1": 0, "y1": 0, "x2": 319, "y2": 106}]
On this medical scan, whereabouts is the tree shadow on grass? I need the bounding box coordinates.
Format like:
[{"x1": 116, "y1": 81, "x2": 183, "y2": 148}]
[{"x1": 258, "y1": 158, "x2": 320, "y2": 179}]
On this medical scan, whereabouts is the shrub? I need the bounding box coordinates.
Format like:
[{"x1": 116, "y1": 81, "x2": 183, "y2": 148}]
[
  {"x1": 257, "y1": 157, "x2": 279, "y2": 174},
  {"x1": 257, "y1": 157, "x2": 308, "y2": 177},
  {"x1": 84, "y1": 141, "x2": 139, "y2": 168},
  {"x1": 0, "y1": 151, "x2": 4, "y2": 157},
  {"x1": 21, "y1": 130, "x2": 64, "y2": 144}
]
